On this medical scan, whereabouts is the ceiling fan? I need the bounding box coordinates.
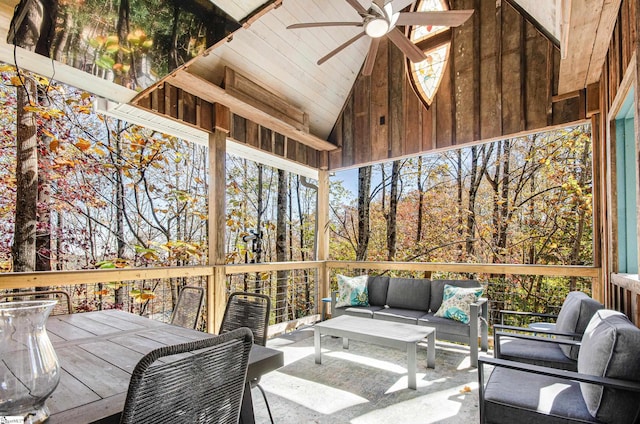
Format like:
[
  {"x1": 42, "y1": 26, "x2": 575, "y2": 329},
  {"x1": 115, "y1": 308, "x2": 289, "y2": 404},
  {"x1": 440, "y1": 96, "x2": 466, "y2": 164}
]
[{"x1": 287, "y1": 0, "x2": 473, "y2": 76}]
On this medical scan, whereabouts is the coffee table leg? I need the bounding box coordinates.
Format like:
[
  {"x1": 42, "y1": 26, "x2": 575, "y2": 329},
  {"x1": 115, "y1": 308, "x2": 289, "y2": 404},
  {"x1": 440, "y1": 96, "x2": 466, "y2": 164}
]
[
  {"x1": 407, "y1": 342, "x2": 417, "y2": 390},
  {"x1": 314, "y1": 327, "x2": 322, "y2": 364},
  {"x1": 342, "y1": 337, "x2": 349, "y2": 349},
  {"x1": 427, "y1": 331, "x2": 435, "y2": 368}
]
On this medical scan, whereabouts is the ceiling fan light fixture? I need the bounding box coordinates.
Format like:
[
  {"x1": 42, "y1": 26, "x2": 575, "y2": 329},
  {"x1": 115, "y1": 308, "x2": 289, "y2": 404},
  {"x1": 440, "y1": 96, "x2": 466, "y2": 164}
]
[{"x1": 364, "y1": 18, "x2": 389, "y2": 38}]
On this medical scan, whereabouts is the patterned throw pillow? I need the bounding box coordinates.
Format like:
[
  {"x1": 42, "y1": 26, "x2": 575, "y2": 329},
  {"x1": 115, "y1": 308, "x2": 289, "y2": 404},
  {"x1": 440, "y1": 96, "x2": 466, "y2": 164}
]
[
  {"x1": 434, "y1": 284, "x2": 483, "y2": 324},
  {"x1": 335, "y1": 274, "x2": 369, "y2": 308}
]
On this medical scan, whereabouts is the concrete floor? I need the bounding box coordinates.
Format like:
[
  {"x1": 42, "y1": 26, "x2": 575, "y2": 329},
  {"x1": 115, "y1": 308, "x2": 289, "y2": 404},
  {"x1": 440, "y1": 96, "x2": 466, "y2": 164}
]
[{"x1": 251, "y1": 327, "x2": 488, "y2": 424}]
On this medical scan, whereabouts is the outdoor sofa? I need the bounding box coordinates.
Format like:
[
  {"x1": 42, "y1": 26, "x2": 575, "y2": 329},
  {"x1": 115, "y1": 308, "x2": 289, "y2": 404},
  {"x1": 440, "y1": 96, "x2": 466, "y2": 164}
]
[{"x1": 331, "y1": 276, "x2": 488, "y2": 367}]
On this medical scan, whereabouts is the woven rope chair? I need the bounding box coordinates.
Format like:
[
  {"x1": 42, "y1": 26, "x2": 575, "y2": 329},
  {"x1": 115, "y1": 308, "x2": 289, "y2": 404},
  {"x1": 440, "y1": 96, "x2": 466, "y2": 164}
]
[
  {"x1": 220, "y1": 291, "x2": 274, "y2": 423},
  {"x1": 0, "y1": 290, "x2": 73, "y2": 315},
  {"x1": 120, "y1": 327, "x2": 253, "y2": 424},
  {"x1": 170, "y1": 286, "x2": 205, "y2": 329}
]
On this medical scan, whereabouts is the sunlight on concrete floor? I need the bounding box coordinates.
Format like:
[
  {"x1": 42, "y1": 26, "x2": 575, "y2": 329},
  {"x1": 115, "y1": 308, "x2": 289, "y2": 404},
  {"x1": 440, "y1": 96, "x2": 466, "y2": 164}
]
[{"x1": 252, "y1": 327, "x2": 488, "y2": 424}]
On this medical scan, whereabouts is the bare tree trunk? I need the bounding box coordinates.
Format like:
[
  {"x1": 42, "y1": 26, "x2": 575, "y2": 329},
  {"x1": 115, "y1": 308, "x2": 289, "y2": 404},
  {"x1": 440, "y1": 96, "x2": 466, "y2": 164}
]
[
  {"x1": 296, "y1": 177, "x2": 311, "y2": 316},
  {"x1": 254, "y1": 164, "x2": 264, "y2": 291},
  {"x1": 498, "y1": 141, "x2": 511, "y2": 255},
  {"x1": 465, "y1": 145, "x2": 491, "y2": 259},
  {"x1": 9, "y1": 0, "x2": 58, "y2": 57},
  {"x1": 569, "y1": 136, "x2": 591, "y2": 290},
  {"x1": 55, "y1": 210, "x2": 63, "y2": 270},
  {"x1": 456, "y1": 150, "x2": 464, "y2": 260},
  {"x1": 355, "y1": 166, "x2": 372, "y2": 261},
  {"x1": 12, "y1": 76, "x2": 38, "y2": 273},
  {"x1": 116, "y1": 0, "x2": 132, "y2": 87},
  {"x1": 114, "y1": 126, "x2": 126, "y2": 305},
  {"x1": 386, "y1": 160, "x2": 401, "y2": 260},
  {"x1": 169, "y1": 5, "x2": 180, "y2": 72},
  {"x1": 416, "y1": 156, "x2": 424, "y2": 243},
  {"x1": 36, "y1": 117, "x2": 52, "y2": 273},
  {"x1": 276, "y1": 169, "x2": 288, "y2": 323}
]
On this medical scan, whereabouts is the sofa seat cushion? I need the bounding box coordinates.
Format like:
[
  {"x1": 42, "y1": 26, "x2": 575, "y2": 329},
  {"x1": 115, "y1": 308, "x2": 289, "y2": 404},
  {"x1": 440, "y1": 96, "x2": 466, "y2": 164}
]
[
  {"x1": 373, "y1": 308, "x2": 425, "y2": 325},
  {"x1": 367, "y1": 276, "x2": 390, "y2": 307},
  {"x1": 497, "y1": 337, "x2": 577, "y2": 371},
  {"x1": 417, "y1": 313, "x2": 471, "y2": 338},
  {"x1": 341, "y1": 305, "x2": 385, "y2": 318},
  {"x1": 429, "y1": 280, "x2": 481, "y2": 313},
  {"x1": 386, "y1": 278, "x2": 430, "y2": 311},
  {"x1": 555, "y1": 291, "x2": 603, "y2": 359},
  {"x1": 578, "y1": 310, "x2": 640, "y2": 424},
  {"x1": 484, "y1": 367, "x2": 597, "y2": 424}
]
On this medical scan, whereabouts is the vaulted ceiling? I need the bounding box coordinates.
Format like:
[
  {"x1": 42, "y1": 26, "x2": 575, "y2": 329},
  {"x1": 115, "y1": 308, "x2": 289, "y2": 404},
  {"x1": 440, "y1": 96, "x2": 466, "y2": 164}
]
[{"x1": 0, "y1": 0, "x2": 623, "y2": 164}]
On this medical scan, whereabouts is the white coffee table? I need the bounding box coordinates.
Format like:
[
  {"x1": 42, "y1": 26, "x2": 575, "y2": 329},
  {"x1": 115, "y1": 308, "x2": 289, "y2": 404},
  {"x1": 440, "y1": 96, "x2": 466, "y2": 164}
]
[{"x1": 314, "y1": 315, "x2": 436, "y2": 389}]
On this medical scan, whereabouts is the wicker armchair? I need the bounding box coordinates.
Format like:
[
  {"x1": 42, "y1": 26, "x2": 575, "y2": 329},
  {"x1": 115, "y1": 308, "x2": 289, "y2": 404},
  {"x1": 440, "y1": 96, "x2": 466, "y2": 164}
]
[
  {"x1": 170, "y1": 286, "x2": 205, "y2": 329},
  {"x1": 0, "y1": 290, "x2": 73, "y2": 315},
  {"x1": 220, "y1": 291, "x2": 273, "y2": 423},
  {"x1": 120, "y1": 327, "x2": 253, "y2": 424}
]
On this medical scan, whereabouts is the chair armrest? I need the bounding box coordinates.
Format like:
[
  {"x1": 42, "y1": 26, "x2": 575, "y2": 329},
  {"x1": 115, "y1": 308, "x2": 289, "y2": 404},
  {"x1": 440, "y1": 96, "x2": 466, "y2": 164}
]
[
  {"x1": 494, "y1": 331, "x2": 581, "y2": 347},
  {"x1": 493, "y1": 324, "x2": 580, "y2": 339},
  {"x1": 470, "y1": 298, "x2": 488, "y2": 316},
  {"x1": 478, "y1": 356, "x2": 640, "y2": 392}
]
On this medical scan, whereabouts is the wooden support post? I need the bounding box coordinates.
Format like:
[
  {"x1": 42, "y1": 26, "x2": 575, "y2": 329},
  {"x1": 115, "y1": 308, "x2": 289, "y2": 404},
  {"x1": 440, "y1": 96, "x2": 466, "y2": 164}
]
[
  {"x1": 207, "y1": 119, "x2": 229, "y2": 333},
  {"x1": 317, "y1": 170, "x2": 330, "y2": 314}
]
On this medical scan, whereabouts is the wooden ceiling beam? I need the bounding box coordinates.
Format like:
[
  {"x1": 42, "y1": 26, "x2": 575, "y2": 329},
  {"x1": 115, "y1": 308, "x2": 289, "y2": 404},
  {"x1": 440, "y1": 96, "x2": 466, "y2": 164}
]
[
  {"x1": 169, "y1": 71, "x2": 337, "y2": 152},
  {"x1": 558, "y1": 0, "x2": 621, "y2": 94}
]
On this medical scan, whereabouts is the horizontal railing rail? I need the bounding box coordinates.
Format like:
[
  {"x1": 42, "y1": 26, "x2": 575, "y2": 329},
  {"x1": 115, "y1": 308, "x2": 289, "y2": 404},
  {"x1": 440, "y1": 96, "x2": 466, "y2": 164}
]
[
  {"x1": 0, "y1": 261, "x2": 604, "y2": 330},
  {"x1": 325, "y1": 261, "x2": 600, "y2": 278},
  {"x1": 0, "y1": 266, "x2": 214, "y2": 290}
]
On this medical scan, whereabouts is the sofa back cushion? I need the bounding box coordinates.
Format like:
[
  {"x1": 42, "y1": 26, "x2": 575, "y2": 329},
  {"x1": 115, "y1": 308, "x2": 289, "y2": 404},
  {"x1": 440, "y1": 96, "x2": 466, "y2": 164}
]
[
  {"x1": 335, "y1": 275, "x2": 369, "y2": 308},
  {"x1": 429, "y1": 280, "x2": 480, "y2": 313},
  {"x1": 555, "y1": 291, "x2": 604, "y2": 359},
  {"x1": 578, "y1": 309, "x2": 640, "y2": 424},
  {"x1": 366, "y1": 276, "x2": 390, "y2": 307},
  {"x1": 386, "y1": 278, "x2": 430, "y2": 311}
]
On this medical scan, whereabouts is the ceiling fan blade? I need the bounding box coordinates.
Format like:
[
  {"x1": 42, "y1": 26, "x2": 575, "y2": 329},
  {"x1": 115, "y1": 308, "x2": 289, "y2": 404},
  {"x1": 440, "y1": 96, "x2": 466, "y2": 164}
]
[
  {"x1": 362, "y1": 38, "x2": 380, "y2": 76},
  {"x1": 385, "y1": 27, "x2": 426, "y2": 63},
  {"x1": 318, "y1": 32, "x2": 367, "y2": 65},
  {"x1": 391, "y1": 0, "x2": 415, "y2": 12},
  {"x1": 288, "y1": 22, "x2": 363, "y2": 29},
  {"x1": 395, "y1": 10, "x2": 474, "y2": 27},
  {"x1": 344, "y1": 0, "x2": 368, "y2": 14}
]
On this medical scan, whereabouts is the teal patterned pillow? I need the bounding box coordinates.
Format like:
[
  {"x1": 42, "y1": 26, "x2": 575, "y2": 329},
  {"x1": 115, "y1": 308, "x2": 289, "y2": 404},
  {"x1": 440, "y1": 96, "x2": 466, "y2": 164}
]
[
  {"x1": 434, "y1": 284, "x2": 483, "y2": 324},
  {"x1": 336, "y1": 275, "x2": 369, "y2": 308}
]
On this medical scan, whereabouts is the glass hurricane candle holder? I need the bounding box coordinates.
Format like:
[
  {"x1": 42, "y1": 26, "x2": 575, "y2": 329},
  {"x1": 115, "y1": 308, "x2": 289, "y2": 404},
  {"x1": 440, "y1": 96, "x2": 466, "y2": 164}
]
[{"x1": 0, "y1": 300, "x2": 60, "y2": 423}]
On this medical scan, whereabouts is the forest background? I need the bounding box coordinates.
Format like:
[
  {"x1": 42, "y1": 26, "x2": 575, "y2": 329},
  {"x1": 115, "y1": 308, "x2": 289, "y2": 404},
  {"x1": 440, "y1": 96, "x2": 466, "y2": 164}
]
[{"x1": 0, "y1": 64, "x2": 593, "y2": 321}]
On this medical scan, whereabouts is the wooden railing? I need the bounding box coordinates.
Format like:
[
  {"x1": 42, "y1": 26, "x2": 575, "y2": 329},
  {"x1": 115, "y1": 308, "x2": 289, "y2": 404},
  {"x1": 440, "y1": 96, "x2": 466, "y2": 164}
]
[
  {"x1": 0, "y1": 261, "x2": 603, "y2": 331},
  {"x1": 611, "y1": 273, "x2": 640, "y2": 325}
]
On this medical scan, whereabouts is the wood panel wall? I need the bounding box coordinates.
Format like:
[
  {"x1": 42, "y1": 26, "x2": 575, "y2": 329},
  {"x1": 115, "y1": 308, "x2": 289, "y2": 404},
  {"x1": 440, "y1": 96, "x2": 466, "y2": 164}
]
[
  {"x1": 595, "y1": 0, "x2": 638, "y2": 310},
  {"x1": 328, "y1": 0, "x2": 583, "y2": 170},
  {"x1": 135, "y1": 82, "x2": 319, "y2": 169}
]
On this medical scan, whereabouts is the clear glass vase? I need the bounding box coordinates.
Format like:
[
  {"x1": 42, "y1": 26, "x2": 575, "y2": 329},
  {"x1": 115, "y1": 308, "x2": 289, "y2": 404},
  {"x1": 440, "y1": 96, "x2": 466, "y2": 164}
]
[{"x1": 0, "y1": 300, "x2": 61, "y2": 423}]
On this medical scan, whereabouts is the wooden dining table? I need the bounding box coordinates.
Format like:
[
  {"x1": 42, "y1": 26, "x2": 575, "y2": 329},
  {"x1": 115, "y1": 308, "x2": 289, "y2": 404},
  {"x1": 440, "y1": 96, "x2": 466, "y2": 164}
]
[{"x1": 43, "y1": 309, "x2": 284, "y2": 424}]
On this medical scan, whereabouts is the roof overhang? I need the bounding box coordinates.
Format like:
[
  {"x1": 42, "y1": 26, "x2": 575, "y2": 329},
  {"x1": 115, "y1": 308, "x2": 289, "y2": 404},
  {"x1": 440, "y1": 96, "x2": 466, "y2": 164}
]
[{"x1": 557, "y1": 0, "x2": 622, "y2": 94}]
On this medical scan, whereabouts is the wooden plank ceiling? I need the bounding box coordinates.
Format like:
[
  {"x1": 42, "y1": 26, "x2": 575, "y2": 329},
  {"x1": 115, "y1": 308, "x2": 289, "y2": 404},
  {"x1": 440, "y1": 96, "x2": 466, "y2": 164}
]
[
  {"x1": 0, "y1": 0, "x2": 620, "y2": 170},
  {"x1": 179, "y1": 0, "x2": 369, "y2": 140},
  {"x1": 557, "y1": 0, "x2": 622, "y2": 94}
]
